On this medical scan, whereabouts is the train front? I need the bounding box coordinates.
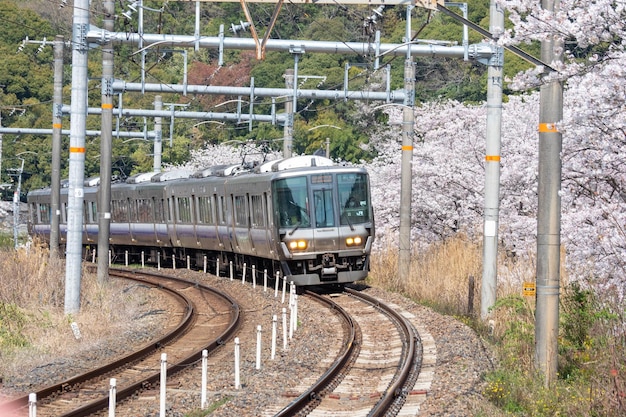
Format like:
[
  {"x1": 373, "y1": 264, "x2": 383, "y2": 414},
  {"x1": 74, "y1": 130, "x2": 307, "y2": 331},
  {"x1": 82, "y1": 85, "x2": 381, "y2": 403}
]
[{"x1": 272, "y1": 166, "x2": 375, "y2": 286}]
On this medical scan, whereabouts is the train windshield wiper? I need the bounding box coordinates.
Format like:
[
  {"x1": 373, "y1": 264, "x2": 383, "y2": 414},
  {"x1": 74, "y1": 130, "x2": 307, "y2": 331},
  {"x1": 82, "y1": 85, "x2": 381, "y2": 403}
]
[
  {"x1": 344, "y1": 214, "x2": 355, "y2": 231},
  {"x1": 289, "y1": 222, "x2": 301, "y2": 236}
]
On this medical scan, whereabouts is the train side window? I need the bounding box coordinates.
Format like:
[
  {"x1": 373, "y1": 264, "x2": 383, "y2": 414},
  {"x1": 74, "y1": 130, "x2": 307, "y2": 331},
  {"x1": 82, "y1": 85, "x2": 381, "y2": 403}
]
[
  {"x1": 219, "y1": 196, "x2": 227, "y2": 225},
  {"x1": 111, "y1": 199, "x2": 129, "y2": 222},
  {"x1": 137, "y1": 199, "x2": 152, "y2": 222},
  {"x1": 234, "y1": 195, "x2": 248, "y2": 227},
  {"x1": 129, "y1": 199, "x2": 139, "y2": 223},
  {"x1": 164, "y1": 198, "x2": 172, "y2": 223},
  {"x1": 177, "y1": 197, "x2": 192, "y2": 223},
  {"x1": 197, "y1": 196, "x2": 214, "y2": 224},
  {"x1": 90, "y1": 201, "x2": 97, "y2": 224},
  {"x1": 265, "y1": 193, "x2": 272, "y2": 227},
  {"x1": 250, "y1": 195, "x2": 264, "y2": 228},
  {"x1": 38, "y1": 203, "x2": 50, "y2": 224},
  {"x1": 83, "y1": 201, "x2": 90, "y2": 223}
]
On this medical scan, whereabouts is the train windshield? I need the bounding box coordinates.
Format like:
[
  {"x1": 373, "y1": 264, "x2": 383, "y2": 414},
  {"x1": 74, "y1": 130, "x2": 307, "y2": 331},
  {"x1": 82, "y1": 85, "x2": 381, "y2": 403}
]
[
  {"x1": 274, "y1": 177, "x2": 311, "y2": 228},
  {"x1": 338, "y1": 173, "x2": 371, "y2": 225}
]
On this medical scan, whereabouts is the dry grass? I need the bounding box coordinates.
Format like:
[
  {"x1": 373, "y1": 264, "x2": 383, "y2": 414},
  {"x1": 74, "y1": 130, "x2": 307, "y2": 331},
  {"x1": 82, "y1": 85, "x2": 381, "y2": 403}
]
[
  {"x1": 368, "y1": 235, "x2": 626, "y2": 416},
  {"x1": 0, "y1": 241, "x2": 166, "y2": 382},
  {"x1": 369, "y1": 235, "x2": 536, "y2": 317}
]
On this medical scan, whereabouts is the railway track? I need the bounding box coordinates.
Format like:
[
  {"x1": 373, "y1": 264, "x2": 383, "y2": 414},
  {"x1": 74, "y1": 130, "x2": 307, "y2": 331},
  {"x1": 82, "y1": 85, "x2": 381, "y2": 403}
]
[
  {"x1": 1, "y1": 268, "x2": 437, "y2": 416},
  {"x1": 0, "y1": 268, "x2": 241, "y2": 417},
  {"x1": 264, "y1": 286, "x2": 431, "y2": 417}
]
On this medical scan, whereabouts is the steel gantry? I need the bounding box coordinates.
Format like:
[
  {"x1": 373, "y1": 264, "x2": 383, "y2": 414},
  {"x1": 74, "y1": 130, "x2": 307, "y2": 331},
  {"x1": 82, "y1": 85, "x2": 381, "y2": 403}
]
[{"x1": 55, "y1": 0, "x2": 511, "y2": 318}]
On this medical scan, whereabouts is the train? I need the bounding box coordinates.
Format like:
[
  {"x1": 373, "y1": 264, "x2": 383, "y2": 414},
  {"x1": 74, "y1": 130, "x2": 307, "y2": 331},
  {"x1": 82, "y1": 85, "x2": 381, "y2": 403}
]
[{"x1": 27, "y1": 155, "x2": 375, "y2": 286}]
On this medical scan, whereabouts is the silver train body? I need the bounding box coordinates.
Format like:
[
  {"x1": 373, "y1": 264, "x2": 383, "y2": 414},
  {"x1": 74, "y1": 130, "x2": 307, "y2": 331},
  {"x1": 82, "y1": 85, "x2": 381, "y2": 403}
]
[{"x1": 27, "y1": 155, "x2": 375, "y2": 286}]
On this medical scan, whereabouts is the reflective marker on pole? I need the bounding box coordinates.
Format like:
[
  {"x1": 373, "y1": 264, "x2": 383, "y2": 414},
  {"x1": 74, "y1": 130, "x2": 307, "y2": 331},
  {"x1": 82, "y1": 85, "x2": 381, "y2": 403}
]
[
  {"x1": 160, "y1": 353, "x2": 167, "y2": 417},
  {"x1": 271, "y1": 314, "x2": 277, "y2": 360},
  {"x1": 201, "y1": 350, "x2": 208, "y2": 409},
  {"x1": 108, "y1": 378, "x2": 116, "y2": 417},
  {"x1": 234, "y1": 337, "x2": 241, "y2": 389},
  {"x1": 256, "y1": 325, "x2": 262, "y2": 370},
  {"x1": 28, "y1": 393, "x2": 36, "y2": 417}
]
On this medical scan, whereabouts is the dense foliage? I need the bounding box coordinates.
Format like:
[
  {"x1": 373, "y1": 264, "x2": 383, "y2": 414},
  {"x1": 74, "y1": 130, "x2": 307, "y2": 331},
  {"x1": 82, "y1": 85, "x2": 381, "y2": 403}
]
[{"x1": 1, "y1": 0, "x2": 498, "y2": 192}]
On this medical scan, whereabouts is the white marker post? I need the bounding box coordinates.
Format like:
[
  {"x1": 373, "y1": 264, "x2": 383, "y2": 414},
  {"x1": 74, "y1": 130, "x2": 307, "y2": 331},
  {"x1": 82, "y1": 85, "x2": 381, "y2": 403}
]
[
  {"x1": 234, "y1": 337, "x2": 241, "y2": 389},
  {"x1": 256, "y1": 325, "x2": 262, "y2": 370},
  {"x1": 201, "y1": 350, "x2": 208, "y2": 409},
  {"x1": 271, "y1": 315, "x2": 277, "y2": 360},
  {"x1": 108, "y1": 378, "x2": 116, "y2": 417},
  {"x1": 160, "y1": 353, "x2": 167, "y2": 417},
  {"x1": 28, "y1": 393, "x2": 36, "y2": 417}
]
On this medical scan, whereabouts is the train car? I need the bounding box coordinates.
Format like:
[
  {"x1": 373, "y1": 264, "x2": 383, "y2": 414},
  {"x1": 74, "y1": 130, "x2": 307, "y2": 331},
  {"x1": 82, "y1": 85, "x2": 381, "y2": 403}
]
[{"x1": 27, "y1": 155, "x2": 375, "y2": 286}]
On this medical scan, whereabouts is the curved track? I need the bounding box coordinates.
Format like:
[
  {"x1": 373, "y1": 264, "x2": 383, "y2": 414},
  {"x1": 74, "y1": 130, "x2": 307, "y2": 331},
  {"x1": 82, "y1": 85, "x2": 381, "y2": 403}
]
[
  {"x1": 267, "y1": 286, "x2": 424, "y2": 417},
  {"x1": 0, "y1": 268, "x2": 241, "y2": 417}
]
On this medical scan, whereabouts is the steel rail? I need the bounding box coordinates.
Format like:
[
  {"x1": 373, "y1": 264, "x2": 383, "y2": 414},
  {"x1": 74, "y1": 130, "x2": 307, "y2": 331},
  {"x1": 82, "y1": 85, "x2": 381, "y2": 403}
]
[{"x1": 0, "y1": 269, "x2": 241, "y2": 417}]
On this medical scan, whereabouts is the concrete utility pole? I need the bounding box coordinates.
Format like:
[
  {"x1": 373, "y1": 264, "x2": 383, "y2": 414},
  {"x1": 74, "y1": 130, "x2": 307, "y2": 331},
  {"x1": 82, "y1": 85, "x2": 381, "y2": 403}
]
[
  {"x1": 50, "y1": 35, "x2": 64, "y2": 260},
  {"x1": 65, "y1": 0, "x2": 90, "y2": 314},
  {"x1": 535, "y1": 0, "x2": 563, "y2": 387},
  {"x1": 283, "y1": 69, "x2": 294, "y2": 158},
  {"x1": 481, "y1": 0, "x2": 505, "y2": 319},
  {"x1": 97, "y1": 0, "x2": 114, "y2": 284},
  {"x1": 398, "y1": 6, "x2": 416, "y2": 281}
]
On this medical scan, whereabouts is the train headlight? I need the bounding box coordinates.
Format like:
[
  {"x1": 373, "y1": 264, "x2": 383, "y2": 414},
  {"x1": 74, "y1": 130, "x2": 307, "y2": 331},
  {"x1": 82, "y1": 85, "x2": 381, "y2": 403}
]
[
  {"x1": 346, "y1": 236, "x2": 363, "y2": 246},
  {"x1": 288, "y1": 240, "x2": 308, "y2": 251}
]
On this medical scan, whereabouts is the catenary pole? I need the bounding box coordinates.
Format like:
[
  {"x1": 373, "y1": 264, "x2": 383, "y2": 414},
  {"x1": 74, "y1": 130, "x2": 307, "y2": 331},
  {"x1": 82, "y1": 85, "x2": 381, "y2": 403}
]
[
  {"x1": 97, "y1": 0, "x2": 114, "y2": 284},
  {"x1": 480, "y1": 0, "x2": 504, "y2": 319},
  {"x1": 65, "y1": 0, "x2": 90, "y2": 314},
  {"x1": 398, "y1": 5, "x2": 415, "y2": 280},
  {"x1": 50, "y1": 35, "x2": 64, "y2": 259},
  {"x1": 535, "y1": 0, "x2": 563, "y2": 387},
  {"x1": 154, "y1": 95, "x2": 163, "y2": 172},
  {"x1": 283, "y1": 69, "x2": 294, "y2": 157}
]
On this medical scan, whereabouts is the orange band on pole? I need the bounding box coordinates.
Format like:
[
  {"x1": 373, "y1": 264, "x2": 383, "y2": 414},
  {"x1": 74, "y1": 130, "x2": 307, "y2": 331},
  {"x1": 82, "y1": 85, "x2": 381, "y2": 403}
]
[
  {"x1": 70, "y1": 147, "x2": 86, "y2": 153},
  {"x1": 101, "y1": 103, "x2": 114, "y2": 109},
  {"x1": 401, "y1": 145, "x2": 413, "y2": 151},
  {"x1": 52, "y1": 123, "x2": 62, "y2": 129},
  {"x1": 538, "y1": 123, "x2": 558, "y2": 133},
  {"x1": 485, "y1": 155, "x2": 501, "y2": 162}
]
